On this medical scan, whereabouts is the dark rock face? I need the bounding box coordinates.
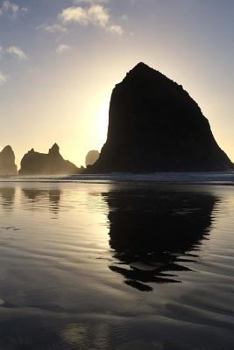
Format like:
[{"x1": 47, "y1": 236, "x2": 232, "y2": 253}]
[
  {"x1": 92, "y1": 62, "x2": 232, "y2": 172},
  {"x1": 19, "y1": 143, "x2": 79, "y2": 175},
  {"x1": 85, "y1": 150, "x2": 100, "y2": 167},
  {"x1": 0, "y1": 146, "x2": 17, "y2": 176}
]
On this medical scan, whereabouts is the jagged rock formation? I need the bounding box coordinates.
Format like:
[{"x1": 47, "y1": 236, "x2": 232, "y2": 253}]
[
  {"x1": 85, "y1": 150, "x2": 100, "y2": 167},
  {"x1": 19, "y1": 143, "x2": 79, "y2": 175},
  {"x1": 91, "y1": 62, "x2": 232, "y2": 172},
  {"x1": 0, "y1": 146, "x2": 17, "y2": 176}
]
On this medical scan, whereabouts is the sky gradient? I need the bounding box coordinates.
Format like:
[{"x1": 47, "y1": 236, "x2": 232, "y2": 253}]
[{"x1": 0, "y1": 0, "x2": 234, "y2": 167}]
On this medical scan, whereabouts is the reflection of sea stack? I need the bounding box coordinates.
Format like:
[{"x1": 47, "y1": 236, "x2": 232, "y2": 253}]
[
  {"x1": 23, "y1": 188, "x2": 61, "y2": 215},
  {"x1": 92, "y1": 62, "x2": 232, "y2": 172},
  {"x1": 0, "y1": 146, "x2": 17, "y2": 176},
  {"x1": 0, "y1": 187, "x2": 15, "y2": 210},
  {"x1": 85, "y1": 150, "x2": 100, "y2": 167},
  {"x1": 104, "y1": 187, "x2": 217, "y2": 291},
  {"x1": 19, "y1": 143, "x2": 79, "y2": 175}
]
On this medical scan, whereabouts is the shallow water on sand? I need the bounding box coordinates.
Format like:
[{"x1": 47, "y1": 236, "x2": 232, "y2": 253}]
[{"x1": 0, "y1": 180, "x2": 233, "y2": 349}]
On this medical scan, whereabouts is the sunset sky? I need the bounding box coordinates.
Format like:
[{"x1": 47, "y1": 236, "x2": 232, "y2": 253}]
[{"x1": 0, "y1": 0, "x2": 234, "y2": 167}]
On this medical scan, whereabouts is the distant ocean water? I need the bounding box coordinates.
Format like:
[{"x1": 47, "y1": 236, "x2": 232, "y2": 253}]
[
  {"x1": 1, "y1": 171, "x2": 234, "y2": 184},
  {"x1": 0, "y1": 175, "x2": 233, "y2": 349}
]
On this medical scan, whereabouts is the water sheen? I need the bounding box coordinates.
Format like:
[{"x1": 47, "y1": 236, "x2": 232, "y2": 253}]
[{"x1": 0, "y1": 180, "x2": 233, "y2": 349}]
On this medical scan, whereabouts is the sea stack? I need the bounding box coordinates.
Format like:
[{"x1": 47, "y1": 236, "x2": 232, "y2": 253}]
[
  {"x1": 0, "y1": 146, "x2": 17, "y2": 176},
  {"x1": 85, "y1": 150, "x2": 100, "y2": 167},
  {"x1": 91, "y1": 62, "x2": 232, "y2": 172},
  {"x1": 19, "y1": 143, "x2": 79, "y2": 175}
]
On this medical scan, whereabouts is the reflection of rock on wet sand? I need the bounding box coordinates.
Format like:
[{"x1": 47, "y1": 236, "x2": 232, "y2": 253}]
[
  {"x1": 23, "y1": 188, "x2": 61, "y2": 215},
  {"x1": 103, "y1": 188, "x2": 218, "y2": 291},
  {"x1": 0, "y1": 188, "x2": 15, "y2": 211},
  {"x1": 48, "y1": 190, "x2": 61, "y2": 214}
]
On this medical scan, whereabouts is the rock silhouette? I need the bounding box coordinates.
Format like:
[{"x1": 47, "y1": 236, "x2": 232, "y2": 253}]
[
  {"x1": 103, "y1": 186, "x2": 218, "y2": 291},
  {"x1": 0, "y1": 146, "x2": 17, "y2": 176},
  {"x1": 85, "y1": 150, "x2": 100, "y2": 167},
  {"x1": 19, "y1": 143, "x2": 79, "y2": 175},
  {"x1": 92, "y1": 62, "x2": 232, "y2": 172}
]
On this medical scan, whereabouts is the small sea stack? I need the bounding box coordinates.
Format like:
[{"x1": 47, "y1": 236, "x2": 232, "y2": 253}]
[
  {"x1": 19, "y1": 143, "x2": 80, "y2": 175},
  {"x1": 85, "y1": 150, "x2": 100, "y2": 167},
  {"x1": 0, "y1": 145, "x2": 17, "y2": 176}
]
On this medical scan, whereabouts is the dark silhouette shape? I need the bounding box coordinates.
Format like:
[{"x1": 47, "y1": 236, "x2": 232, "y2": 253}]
[
  {"x1": 85, "y1": 150, "x2": 100, "y2": 167},
  {"x1": 103, "y1": 187, "x2": 218, "y2": 291},
  {"x1": 19, "y1": 143, "x2": 80, "y2": 175},
  {"x1": 91, "y1": 62, "x2": 232, "y2": 172},
  {"x1": 0, "y1": 146, "x2": 17, "y2": 176}
]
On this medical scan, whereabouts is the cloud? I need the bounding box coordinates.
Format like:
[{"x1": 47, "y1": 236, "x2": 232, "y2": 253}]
[
  {"x1": 5, "y1": 46, "x2": 28, "y2": 60},
  {"x1": 56, "y1": 44, "x2": 71, "y2": 54},
  {"x1": 59, "y1": 4, "x2": 123, "y2": 35},
  {"x1": 0, "y1": 71, "x2": 7, "y2": 86},
  {"x1": 60, "y1": 6, "x2": 90, "y2": 25},
  {"x1": 88, "y1": 4, "x2": 109, "y2": 26},
  {"x1": 109, "y1": 24, "x2": 123, "y2": 35},
  {"x1": 0, "y1": 1, "x2": 28, "y2": 17},
  {"x1": 74, "y1": 0, "x2": 109, "y2": 4},
  {"x1": 60, "y1": 4, "x2": 110, "y2": 27},
  {"x1": 38, "y1": 23, "x2": 68, "y2": 33}
]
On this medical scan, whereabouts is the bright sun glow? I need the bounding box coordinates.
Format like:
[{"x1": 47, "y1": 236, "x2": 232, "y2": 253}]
[{"x1": 96, "y1": 96, "x2": 110, "y2": 149}]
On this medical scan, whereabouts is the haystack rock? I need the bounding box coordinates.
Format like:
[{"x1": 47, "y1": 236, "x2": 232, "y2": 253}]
[
  {"x1": 0, "y1": 146, "x2": 17, "y2": 176},
  {"x1": 19, "y1": 143, "x2": 79, "y2": 175},
  {"x1": 91, "y1": 62, "x2": 232, "y2": 172},
  {"x1": 85, "y1": 150, "x2": 100, "y2": 167}
]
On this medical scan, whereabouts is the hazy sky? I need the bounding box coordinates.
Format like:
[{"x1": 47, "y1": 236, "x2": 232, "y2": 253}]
[{"x1": 0, "y1": 0, "x2": 234, "y2": 166}]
